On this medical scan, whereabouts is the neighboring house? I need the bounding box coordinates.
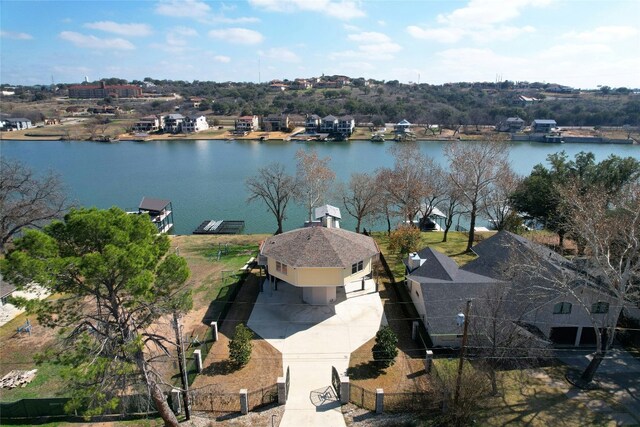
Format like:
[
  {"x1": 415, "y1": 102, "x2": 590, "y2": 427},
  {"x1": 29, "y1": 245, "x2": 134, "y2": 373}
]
[
  {"x1": 68, "y1": 81, "x2": 142, "y2": 98},
  {"x1": 182, "y1": 115, "x2": 209, "y2": 133},
  {"x1": 164, "y1": 114, "x2": 185, "y2": 133},
  {"x1": 0, "y1": 279, "x2": 16, "y2": 307},
  {"x1": 337, "y1": 116, "x2": 355, "y2": 136},
  {"x1": 305, "y1": 114, "x2": 321, "y2": 132},
  {"x1": 517, "y1": 95, "x2": 539, "y2": 106},
  {"x1": 531, "y1": 119, "x2": 557, "y2": 133},
  {"x1": 405, "y1": 231, "x2": 621, "y2": 348},
  {"x1": 132, "y1": 115, "x2": 165, "y2": 133},
  {"x1": 497, "y1": 117, "x2": 525, "y2": 132},
  {"x1": 270, "y1": 83, "x2": 288, "y2": 92},
  {"x1": 405, "y1": 247, "x2": 500, "y2": 347},
  {"x1": 291, "y1": 79, "x2": 312, "y2": 90},
  {"x1": 259, "y1": 225, "x2": 379, "y2": 305},
  {"x1": 235, "y1": 115, "x2": 259, "y2": 132},
  {"x1": 138, "y1": 197, "x2": 174, "y2": 234},
  {"x1": 1, "y1": 118, "x2": 33, "y2": 131},
  {"x1": 44, "y1": 118, "x2": 61, "y2": 125},
  {"x1": 189, "y1": 97, "x2": 204, "y2": 108},
  {"x1": 314, "y1": 204, "x2": 341, "y2": 229},
  {"x1": 464, "y1": 231, "x2": 620, "y2": 347},
  {"x1": 262, "y1": 114, "x2": 290, "y2": 132},
  {"x1": 320, "y1": 115, "x2": 338, "y2": 133},
  {"x1": 394, "y1": 119, "x2": 412, "y2": 134}
]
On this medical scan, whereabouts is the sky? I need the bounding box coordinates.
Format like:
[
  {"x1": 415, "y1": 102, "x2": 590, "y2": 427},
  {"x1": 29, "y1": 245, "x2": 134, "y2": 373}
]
[{"x1": 1, "y1": 0, "x2": 639, "y2": 88}]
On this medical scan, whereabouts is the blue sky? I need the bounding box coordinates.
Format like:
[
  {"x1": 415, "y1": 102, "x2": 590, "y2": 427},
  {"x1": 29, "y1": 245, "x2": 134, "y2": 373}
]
[{"x1": 1, "y1": 0, "x2": 639, "y2": 88}]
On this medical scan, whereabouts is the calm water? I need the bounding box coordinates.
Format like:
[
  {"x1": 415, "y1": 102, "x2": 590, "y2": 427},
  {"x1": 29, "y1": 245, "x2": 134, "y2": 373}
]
[{"x1": 1, "y1": 139, "x2": 638, "y2": 234}]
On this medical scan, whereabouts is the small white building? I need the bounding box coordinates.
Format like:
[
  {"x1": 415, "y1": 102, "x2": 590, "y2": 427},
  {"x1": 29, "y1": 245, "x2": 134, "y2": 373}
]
[
  {"x1": 314, "y1": 204, "x2": 341, "y2": 229},
  {"x1": 1, "y1": 118, "x2": 33, "y2": 131},
  {"x1": 235, "y1": 115, "x2": 259, "y2": 132},
  {"x1": 394, "y1": 119, "x2": 412, "y2": 134}
]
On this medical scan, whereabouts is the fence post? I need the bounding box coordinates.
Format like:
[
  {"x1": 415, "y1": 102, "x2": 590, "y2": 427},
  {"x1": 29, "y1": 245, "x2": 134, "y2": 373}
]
[
  {"x1": 424, "y1": 350, "x2": 433, "y2": 373},
  {"x1": 376, "y1": 388, "x2": 384, "y2": 414},
  {"x1": 412, "y1": 321, "x2": 419, "y2": 340},
  {"x1": 240, "y1": 389, "x2": 248, "y2": 415},
  {"x1": 210, "y1": 321, "x2": 218, "y2": 342},
  {"x1": 277, "y1": 376, "x2": 287, "y2": 404},
  {"x1": 193, "y1": 349, "x2": 203, "y2": 373},
  {"x1": 340, "y1": 376, "x2": 350, "y2": 404},
  {"x1": 171, "y1": 389, "x2": 182, "y2": 413}
]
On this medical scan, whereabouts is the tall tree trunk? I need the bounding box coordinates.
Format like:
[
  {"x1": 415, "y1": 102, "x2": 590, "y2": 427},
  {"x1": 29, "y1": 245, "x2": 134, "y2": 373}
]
[
  {"x1": 355, "y1": 218, "x2": 361, "y2": 234},
  {"x1": 276, "y1": 219, "x2": 283, "y2": 235},
  {"x1": 443, "y1": 226, "x2": 450, "y2": 242},
  {"x1": 150, "y1": 379, "x2": 179, "y2": 427},
  {"x1": 579, "y1": 351, "x2": 605, "y2": 385},
  {"x1": 467, "y1": 204, "x2": 477, "y2": 252}
]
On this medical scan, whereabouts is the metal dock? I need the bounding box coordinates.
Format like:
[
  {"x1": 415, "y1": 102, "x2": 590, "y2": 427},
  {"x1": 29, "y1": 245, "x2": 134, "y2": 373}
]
[{"x1": 193, "y1": 220, "x2": 245, "y2": 235}]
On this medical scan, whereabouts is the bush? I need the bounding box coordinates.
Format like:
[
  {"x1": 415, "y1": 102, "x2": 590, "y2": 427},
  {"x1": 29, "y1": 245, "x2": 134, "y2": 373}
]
[
  {"x1": 372, "y1": 326, "x2": 398, "y2": 368},
  {"x1": 388, "y1": 225, "x2": 421, "y2": 256},
  {"x1": 229, "y1": 323, "x2": 253, "y2": 368}
]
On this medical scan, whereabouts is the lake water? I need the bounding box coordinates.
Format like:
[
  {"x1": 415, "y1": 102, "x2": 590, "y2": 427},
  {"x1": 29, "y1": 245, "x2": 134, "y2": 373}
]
[{"x1": 1, "y1": 139, "x2": 638, "y2": 234}]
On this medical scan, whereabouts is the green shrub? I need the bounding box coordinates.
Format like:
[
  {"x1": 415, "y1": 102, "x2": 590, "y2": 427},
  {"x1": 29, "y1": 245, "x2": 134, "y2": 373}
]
[
  {"x1": 229, "y1": 323, "x2": 253, "y2": 367},
  {"x1": 372, "y1": 325, "x2": 398, "y2": 368}
]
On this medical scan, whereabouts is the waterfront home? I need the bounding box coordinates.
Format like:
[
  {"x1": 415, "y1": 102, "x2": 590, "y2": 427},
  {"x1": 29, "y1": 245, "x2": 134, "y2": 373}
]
[
  {"x1": 259, "y1": 224, "x2": 379, "y2": 305},
  {"x1": 132, "y1": 115, "x2": 165, "y2": 133},
  {"x1": 164, "y1": 114, "x2": 185, "y2": 133},
  {"x1": 138, "y1": 197, "x2": 174, "y2": 234},
  {"x1": 337, "y1": 116, "x2": 355, "y2": 136},
  {"x1": 1, "y1": 118, "x2": 33, "y2": 131},
  {"x1": 68, "y1": 81, "x2": 142, "y2": 99},
  {"x1": 321, "y1": 115, "x2": 339, "y2": 133},
  {"x1": 182, "y1": 115, "x2": 209, "y2": 133},
  {"x1": 235, "y1": 115, "x2": 259, "y2": 132},
  {"x1": 305, "y1": 114, "x2": 321, "y2": 132},
  {"x1": 261, "y1": 114, "x2": 290, "y2": 132},
  {"x1": 497, "y1": 117, "x2": 525, "y2": 132},
  {"x1": 394, "y1": 119, "x2": 412, "y2": 134},
  {"x1": 531, "y1": 119, "x2": 557, "y2": 133},
  {"x1": 405, "y1": 231, "x2": 620, "y2": 348}
]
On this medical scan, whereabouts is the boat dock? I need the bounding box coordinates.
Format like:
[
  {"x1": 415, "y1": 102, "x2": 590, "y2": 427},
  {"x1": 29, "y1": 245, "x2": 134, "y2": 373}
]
[{"x1": 193, "y1": 220, "x2": 245, "y2": 235}]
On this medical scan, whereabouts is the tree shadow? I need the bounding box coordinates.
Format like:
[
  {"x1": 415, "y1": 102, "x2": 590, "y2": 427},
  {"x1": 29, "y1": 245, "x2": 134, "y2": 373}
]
[
  {"x1": 200, "y1": 359, "x2": 239, "y2": 376},
  {"x1": 347, "y1": 361, "x2": 384, "y2": 380}
]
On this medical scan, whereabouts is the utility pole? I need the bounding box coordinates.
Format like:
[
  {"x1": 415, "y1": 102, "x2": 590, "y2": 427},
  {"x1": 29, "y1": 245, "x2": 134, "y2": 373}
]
[
  {"x1": 173, "y1": 312, "x2": 191, "y2": 420},
  {"x1": 454, "y1": 300, "x2": 471, "y2": 407}
]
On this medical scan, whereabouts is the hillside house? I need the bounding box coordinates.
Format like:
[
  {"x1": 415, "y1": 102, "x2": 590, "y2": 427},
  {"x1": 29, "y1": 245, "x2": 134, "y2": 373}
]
[
  {"x1": 182, "y1": 115, "x2": 209, "y2": 133},
  {"x1": 531, "y1": 119, "x2": 557, "y2": 133},
  {"x1": 68, "y1": 81, "x2": 142, "y2": 98},
  {"x1": 235, "y1": 115, "x2": 259, "y2": 132},
  {"x1": 305, "y1": 114, "x2": 321, "y2": 132}
]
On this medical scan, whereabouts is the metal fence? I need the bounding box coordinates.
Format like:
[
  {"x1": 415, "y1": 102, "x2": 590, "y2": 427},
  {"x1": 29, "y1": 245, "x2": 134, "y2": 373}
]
[
  {"x1": 247, "y1": 384, "x2": 278, "y2": 411},
  {"x1": 189, "y1": 388, "x2": 241, "y2": 413},
  {"x1": 384, "y1": 391, "x2": 440, "y2": 413},
  {"x1": 349, "y1": 384, "x2": 376, "y2": 411}
]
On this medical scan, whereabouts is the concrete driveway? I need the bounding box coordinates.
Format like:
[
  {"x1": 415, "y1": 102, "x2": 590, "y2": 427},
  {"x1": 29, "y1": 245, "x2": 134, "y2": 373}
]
[{"x1": 248, "y1": 279, "x2": 386, "y2": 427}]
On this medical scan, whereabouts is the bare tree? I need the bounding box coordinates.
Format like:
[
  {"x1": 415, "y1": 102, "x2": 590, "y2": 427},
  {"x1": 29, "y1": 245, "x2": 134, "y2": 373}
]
[
  {"x1": 439, "y1": 192, "x2": 467, "y2": 243},
  {"x1": 444, "y1": 140, "x2": 511, "y2": 251},
  {"x1": 374, "y1": 168, "x2": 395, "y2": 234},
  {"x1": 556, "y1": 180, "x2": 640, "y2": 386},
  {"x1": 294, "y1": 149, "x2": 335, "y2": 222},
  {"x1": 0, "y1": 158, "x2": 70, "y2": 253},
  {"x1": 246, "y1": 163, "x2": 295, "y2": 234},
  {"x1": 418, "y1": 164, "x2": 447, "y2": 230},
  {"x1": 379, "y1": 143, "x2": 432, "y2": 225},
  {"x1": 483, "y1": 167, "x2": 521, "y2": 230},
  {"x1": 338, "y1": 172, "x2": 380, "y2": 233}
]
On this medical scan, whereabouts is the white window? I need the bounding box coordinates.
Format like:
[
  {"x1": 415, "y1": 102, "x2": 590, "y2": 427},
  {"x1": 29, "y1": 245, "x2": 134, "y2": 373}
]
[
  {"x1": 276, "y1": 261, "x2": 288, "y2": 275},
  {"x1": 351, "y1": 260, "x2": 364, "y2": 275}
]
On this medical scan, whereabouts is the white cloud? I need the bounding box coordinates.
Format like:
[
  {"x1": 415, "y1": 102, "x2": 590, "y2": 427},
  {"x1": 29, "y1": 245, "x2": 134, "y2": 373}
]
[
  {"x1": 214, "y1": 55, "x2": 231, "y2": 63},
  {"x1": 249, "y1": 0, "x2": 365, "y2": 20},
  {"x1": 563, "y1": 26, "x2": 639, "y2": 43},
  {"x1": 378, "y1": 20, "x2": 387, "y2": 27},
  {"x1": 347, "y1": 31, "x2": 390, "y2": 44},
  {"x1": 209, "y1": 28, "x2": 264, "y2": 44},
  {"x1": 166, "y1": 26, "x2": 198, "y2": 46},
  {"x1": 59, "y1": 31, "x2": 135, "y2": 50},
  {"x1": 538, "y1": 43, "x2": 612, "y2": 60},
  {"x1": 84, "y1": 21, "x2": 152, "y2": 37},
  {"x1": 408, "y1": 0, "x2": 550, "y2": 44},
  {"x1": 260, "y1": 47, "x2": 300, "y2": 62},
  {"x1": 155, "y1": 0, "x2": 211, "y2": 18},
  {"x1": 1, "y1": 30, "x2": 33, "y2": 40},
  {"x1": 213, "y1": 16, "x2": 260, "y2": 24},
  {"x1": 343, "y1": 24, "x2": 361, "y2": 32}
]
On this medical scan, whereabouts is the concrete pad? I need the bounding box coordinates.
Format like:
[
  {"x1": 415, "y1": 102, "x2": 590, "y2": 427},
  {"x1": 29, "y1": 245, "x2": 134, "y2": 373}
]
[{"x1": 248, "y1": 279, "x2": 385, "y2": 427}]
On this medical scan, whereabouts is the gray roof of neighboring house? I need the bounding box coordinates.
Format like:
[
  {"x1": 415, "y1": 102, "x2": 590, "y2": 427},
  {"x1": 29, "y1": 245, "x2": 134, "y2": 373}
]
[
  {"x1": 407, "y1": 247, "x2": 499, "y2": 285},
  {"x1": 339, "y1": 116, "x2": 354, "y2": 121},
  {"x1": 396, "y1": 119, "x2": 411, "y2": 126},
  {"x1": 139, "y1": 197, "x2": 171, "y2": 212},
  {"x1": 315, "y1": 204, "x2": 342, "y2": 220},
  {"x1": 532, "y1": 119, "x2": 557, "y2": 125},
  {"x1": 261, "y1": 227, "x2": 379, "y2": 268},
  {"x1": 308, "y1": 114, "x2": 321, "y2": 120},
  {"x1": 166, "y1": 114, "x2": 184, "y2": 120},
  {"x1": 506, "y1": 117, "x2": 524, "y2": 122},
  {"x1": 322, "y1": 115, "x2": 338, "y2": 121},
  {"x1": 6, "y1": 118, "x2": 31, "y2": 123}
]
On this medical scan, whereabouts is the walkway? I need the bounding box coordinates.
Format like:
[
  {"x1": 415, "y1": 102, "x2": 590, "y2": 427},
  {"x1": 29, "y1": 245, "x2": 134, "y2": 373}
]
[{"x1": 248, "y1": 279, "x2": 385, "y2": 427}]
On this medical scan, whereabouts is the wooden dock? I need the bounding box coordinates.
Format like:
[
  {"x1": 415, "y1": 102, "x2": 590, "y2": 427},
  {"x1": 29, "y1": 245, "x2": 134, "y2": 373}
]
[{"x1": 193, "y1": 220, "x2": 245, "y2": 235}]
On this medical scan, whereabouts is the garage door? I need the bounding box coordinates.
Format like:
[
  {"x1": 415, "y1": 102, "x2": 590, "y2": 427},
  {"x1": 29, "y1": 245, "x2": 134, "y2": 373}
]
[{"x1": 550, "y1": 327, "x2": 578, "y2": 345}]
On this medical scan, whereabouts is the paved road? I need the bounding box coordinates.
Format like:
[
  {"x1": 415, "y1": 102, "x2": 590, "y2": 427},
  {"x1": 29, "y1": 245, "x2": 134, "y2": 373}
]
[{"x1": 248, "y1": 279, "x2": 385, "y2": 427}]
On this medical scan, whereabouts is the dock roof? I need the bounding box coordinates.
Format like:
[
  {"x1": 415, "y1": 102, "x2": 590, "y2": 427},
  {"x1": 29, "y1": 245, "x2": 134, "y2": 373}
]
[{"x1": 139, "y1": 197, "x2": 171, "y2": 212}]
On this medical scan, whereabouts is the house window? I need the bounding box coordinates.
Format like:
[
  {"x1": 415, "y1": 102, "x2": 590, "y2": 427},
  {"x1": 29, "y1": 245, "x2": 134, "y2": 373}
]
[
  {"x1": 553, "y1": 302, "x2": 572, "y2": 314},
  {"x1": 591, "y1": 302, "x2": 609, "y2": 314},
  {"x1": 351, "y1": 260, "x2": 364, "y2": 275},
  {"x1": 276, "y1": 261, "x2": 288, "y2": 275}
]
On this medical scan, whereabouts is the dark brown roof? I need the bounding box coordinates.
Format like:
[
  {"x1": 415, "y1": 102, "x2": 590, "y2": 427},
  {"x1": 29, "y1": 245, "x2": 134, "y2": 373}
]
[
  {"x1": 261, "y1": 227, "x2": 379, "y2": 268},
  {"x1": 139, "y1": 197, "x2": 170, "y2": 212}
]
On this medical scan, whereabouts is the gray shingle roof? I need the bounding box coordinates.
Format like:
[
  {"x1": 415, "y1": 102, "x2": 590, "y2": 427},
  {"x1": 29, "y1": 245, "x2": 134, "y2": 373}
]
[
  {"x1": 261, "y1": 227, "x2": 378, "y2": 268},
  {"x1": 408, "y1": 247, "x2": 498, "y2": 285}
]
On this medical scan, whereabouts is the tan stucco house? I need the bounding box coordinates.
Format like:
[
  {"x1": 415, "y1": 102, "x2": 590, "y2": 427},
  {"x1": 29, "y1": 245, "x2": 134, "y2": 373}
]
[{"x1": 259, "y1": 226, "x2": 379, "y2": 305}]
